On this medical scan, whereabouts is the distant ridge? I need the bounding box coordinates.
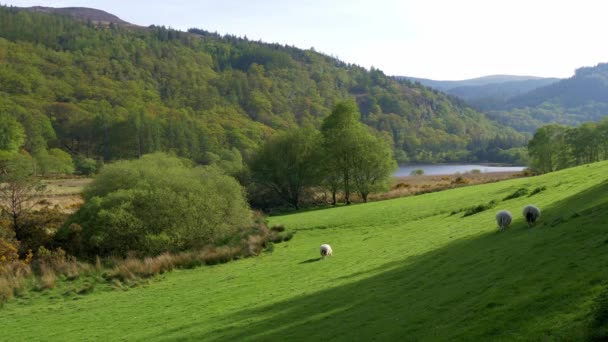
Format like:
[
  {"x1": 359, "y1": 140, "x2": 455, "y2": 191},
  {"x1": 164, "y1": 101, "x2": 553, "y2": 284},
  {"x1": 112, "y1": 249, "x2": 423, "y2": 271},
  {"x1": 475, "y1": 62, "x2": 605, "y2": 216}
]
[
  {"x1": 21, "y1": 6, "x2": 135, "y2": 26},
  {"x1": 397, "y1": 75, "x2": 561, "y2": 110},
  {"x1": 399, "y1": 74, "x2": 558, "y2": 91}
]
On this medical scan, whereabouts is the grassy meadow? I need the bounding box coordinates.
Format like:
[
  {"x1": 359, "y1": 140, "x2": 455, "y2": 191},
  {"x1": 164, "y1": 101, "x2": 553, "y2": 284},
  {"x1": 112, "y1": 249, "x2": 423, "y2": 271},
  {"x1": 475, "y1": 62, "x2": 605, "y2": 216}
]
[{"x1": 2, "y1": 161, "x2": 608, "y2": 340}]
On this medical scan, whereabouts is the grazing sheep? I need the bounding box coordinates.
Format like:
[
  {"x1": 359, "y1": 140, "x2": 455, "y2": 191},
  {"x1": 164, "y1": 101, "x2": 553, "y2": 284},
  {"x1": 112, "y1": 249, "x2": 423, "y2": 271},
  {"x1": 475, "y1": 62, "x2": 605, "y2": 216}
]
[
  {"x1": 496, "y1": 210, "x2": 513, "y2": 231},
  {"x1": 523, "y1": 205, "x2": 541, "y2": 228},
  {"x1": 320, "y1": 244, "x2": 333, "y2": 258}
]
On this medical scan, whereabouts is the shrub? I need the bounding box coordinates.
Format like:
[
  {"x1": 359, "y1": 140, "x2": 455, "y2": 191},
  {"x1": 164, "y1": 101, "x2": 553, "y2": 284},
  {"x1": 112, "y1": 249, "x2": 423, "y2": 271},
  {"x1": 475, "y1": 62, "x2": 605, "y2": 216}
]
[
  {"x1": 58, "y1": 153, "x2": 252, "y2": 257},
  {"x1": 470, "y1": 169, "x2": 481, "y2": 174},
  {"x1": 410, "y1": 169, "x2": 424, "y2": 176},
  {"x1": 0, "y1": 238, "x2": 19, "y2": 265},
  {"x1": 34, "y1": 148, "x2": 74, "y2": 175},
  {"x1": 528, "y1": 186, "x2": 547, "y2": 196},
  {"x1": 393, "y1": 182, "x2": 411, "y2": 189},
  {"x1": 17, "y1": 207, "x2": 69, "y2": 255},
  {"x1": 451, "y1": 176, "x2": 469, "y2": 185},
  {"x1": 270, "y1": 225, "x2": 285, "y2": 232},
  {"x1": 74, "y1": 156, "x2": 98, "y2": 175},
  {"x1": 463, "y1": 200, "x2": 498, "y2": 217},
  {"x1": 503, "y1": 188, "x2": 529, "y2": 201}
]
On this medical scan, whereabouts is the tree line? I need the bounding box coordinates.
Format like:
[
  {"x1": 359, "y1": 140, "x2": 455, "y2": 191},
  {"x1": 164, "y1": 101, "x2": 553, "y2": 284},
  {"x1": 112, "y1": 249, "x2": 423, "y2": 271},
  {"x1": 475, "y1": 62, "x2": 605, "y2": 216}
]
[{"x1": 527, "y1": 118, "x2": 608, "y2": 173}]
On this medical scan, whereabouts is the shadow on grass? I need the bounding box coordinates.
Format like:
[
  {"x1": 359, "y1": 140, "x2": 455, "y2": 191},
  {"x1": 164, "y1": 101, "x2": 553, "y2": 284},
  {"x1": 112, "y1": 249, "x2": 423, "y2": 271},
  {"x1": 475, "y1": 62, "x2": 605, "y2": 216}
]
[
  {"x1": 160, "y1": 183, "x2": 608, "y2": 341},
  {"x1": 299, "y1": 257, "x2": 322, "y2": 264}
]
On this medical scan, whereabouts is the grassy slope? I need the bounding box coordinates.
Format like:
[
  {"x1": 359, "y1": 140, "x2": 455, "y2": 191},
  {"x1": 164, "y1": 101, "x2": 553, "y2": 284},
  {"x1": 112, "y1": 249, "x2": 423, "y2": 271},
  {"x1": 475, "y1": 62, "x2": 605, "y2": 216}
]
[{"x1": 2, "y1": 161, "x2": 608, "y2": 341}]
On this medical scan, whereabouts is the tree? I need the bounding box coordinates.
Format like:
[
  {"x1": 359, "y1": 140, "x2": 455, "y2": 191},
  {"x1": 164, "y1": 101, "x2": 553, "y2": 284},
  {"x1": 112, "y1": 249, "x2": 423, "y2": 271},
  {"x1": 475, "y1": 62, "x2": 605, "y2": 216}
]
[
  {"x1": 351, "y1": 133, "x2": 397, "y2": 202},
  {"x1": 527, "y1": 125, "x2": 569, "y2": 173},
  {"x1": 0, "y1": 114, "x2": 25, "y2": 153},
  {"x1": 321, "y1": 100, "x2": 362, "y2": 205},
  {"x1": 0, "y1": 153, "x2": 45, "y2": 240},
  {"x1": 250, "y1": 128, "x2": 321, "y2": 209}
]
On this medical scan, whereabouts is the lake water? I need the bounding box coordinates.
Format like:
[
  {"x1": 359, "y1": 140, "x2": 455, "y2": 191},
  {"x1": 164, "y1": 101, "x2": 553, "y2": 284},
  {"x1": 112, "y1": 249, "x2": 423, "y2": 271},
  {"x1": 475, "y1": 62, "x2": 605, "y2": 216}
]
[{"x1": 395, "y1": 164, "x2": 526, "y2": 177}]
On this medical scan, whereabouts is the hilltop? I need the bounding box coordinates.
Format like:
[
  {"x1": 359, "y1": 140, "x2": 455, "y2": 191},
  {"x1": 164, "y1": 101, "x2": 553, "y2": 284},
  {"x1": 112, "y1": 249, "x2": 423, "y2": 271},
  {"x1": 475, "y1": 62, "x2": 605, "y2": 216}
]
[
  {"x1": 19, "y1": 6, "x2": 134, "y2": 26},
  {"x1": 1, "y1": 160, "x2": 607, "y2": 340}
]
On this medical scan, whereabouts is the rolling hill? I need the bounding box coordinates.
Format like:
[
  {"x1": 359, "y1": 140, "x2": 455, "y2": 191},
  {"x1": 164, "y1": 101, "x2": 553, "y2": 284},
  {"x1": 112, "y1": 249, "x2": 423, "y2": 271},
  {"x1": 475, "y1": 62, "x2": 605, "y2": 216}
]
[{"x1": 1, "y1": 160, "x2": 607, "y2": 340}]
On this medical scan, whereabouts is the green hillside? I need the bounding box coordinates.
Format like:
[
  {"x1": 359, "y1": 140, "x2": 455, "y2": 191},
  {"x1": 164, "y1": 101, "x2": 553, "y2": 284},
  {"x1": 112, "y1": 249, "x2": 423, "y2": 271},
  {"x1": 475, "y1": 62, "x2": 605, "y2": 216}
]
[
  {"x1": 2, "y1": 161, "x2": 607, "y2": 340},
  {"x1": 0, "y1": 6, "x2": 524, "y2": 164}
]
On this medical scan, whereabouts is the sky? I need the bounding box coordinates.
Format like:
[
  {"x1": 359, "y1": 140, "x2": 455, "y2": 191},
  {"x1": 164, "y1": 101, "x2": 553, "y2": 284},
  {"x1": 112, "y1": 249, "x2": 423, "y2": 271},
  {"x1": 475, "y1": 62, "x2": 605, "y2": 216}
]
[{"x1": 3, "y1": 0, "x2": 608, "y2": 80}]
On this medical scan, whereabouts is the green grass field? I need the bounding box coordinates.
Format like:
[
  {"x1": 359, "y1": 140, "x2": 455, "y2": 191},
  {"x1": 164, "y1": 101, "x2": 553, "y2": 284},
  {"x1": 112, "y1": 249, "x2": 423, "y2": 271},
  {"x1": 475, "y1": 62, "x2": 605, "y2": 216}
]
[{"x1": 2, "y1": 161, "x2": 608, "y2": 341}]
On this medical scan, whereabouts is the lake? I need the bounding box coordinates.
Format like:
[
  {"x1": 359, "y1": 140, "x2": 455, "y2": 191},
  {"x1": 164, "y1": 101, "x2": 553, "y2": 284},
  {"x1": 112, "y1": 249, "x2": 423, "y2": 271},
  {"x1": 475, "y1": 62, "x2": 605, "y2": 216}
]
[{"x1": 395, "y1": 164, "x2": 526, "y2": 177}]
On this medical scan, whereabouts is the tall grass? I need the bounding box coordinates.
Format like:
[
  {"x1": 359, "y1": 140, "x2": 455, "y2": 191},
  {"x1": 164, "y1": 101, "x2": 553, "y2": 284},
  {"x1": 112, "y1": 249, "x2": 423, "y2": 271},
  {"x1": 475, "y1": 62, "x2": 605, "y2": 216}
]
[{"x1": 0, "y1": 215, "x2": 292, "y2": 304}]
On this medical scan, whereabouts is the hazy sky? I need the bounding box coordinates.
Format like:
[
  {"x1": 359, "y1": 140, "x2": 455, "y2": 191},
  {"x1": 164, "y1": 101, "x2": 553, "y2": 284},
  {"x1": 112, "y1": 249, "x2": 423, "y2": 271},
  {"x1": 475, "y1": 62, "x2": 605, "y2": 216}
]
[{"x1": 3, "y1": 0, "x2": 608, "y2": 80}]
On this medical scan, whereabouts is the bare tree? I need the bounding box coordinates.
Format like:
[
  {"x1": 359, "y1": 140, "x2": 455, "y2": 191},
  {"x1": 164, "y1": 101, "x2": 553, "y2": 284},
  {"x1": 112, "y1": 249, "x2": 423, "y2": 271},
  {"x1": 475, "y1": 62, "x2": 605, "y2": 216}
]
[{"x1": 0, "y1": 154, "x2": 45, "y2": 238}]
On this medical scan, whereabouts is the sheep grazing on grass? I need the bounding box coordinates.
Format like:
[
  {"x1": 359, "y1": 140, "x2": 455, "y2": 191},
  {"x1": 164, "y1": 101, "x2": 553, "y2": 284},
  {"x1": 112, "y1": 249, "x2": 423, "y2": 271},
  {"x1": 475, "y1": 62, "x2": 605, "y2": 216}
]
[
  {"x1": 496, "y1": 210, "x2": 513, "y2": 231},
  {"x1": 523, "y1": 205, "x2": 541, "y2": 228},
  {"x1": 320, "y1": 244, "x2": 333, "y2": 258}
]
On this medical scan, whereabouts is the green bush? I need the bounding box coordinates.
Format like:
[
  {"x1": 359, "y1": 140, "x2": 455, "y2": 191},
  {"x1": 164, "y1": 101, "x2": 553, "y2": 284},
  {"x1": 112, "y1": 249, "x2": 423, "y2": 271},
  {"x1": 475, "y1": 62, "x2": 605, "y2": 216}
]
[
  {"x1": 462, "y1": 200, "x2": 498, "y2": 217},
  {"x1": 410, "y1": 169, "x2": 425, "y2": 176},
  {"x1": 34, "y1": 148, "x2": 74, "y2": 175},
  {"x1": 74, "y1": 156, "x2": 97, "y2": 175},
  {"x1": 59, "y1": 153, "x2": 251, "y2": 257},
  {"x1": 528, "y1": 186, "x2": 547, "y2": 196},
  {"x1": 503, "y1": 188, "x2": 529, "y2": 201}
]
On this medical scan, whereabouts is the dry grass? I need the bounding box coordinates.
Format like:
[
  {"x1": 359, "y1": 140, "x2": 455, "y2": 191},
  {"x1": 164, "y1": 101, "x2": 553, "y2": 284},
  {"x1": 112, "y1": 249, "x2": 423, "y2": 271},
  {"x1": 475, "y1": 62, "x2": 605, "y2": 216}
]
[
  {"x1": 0, "y1": 262, "x2": 31, "y2": 303},
  {"x1": 30, "y1": 177, "x2": 92, "y2": 213},
  {"x1": 369, "y1": 171, "x2": 522, "y2": 202},
  {"x1": 0, "y1": 210, "x2": 290, "y2": 304},
  {"x1": 38, "y1": 263, "x2": 56, "y2": 290}
]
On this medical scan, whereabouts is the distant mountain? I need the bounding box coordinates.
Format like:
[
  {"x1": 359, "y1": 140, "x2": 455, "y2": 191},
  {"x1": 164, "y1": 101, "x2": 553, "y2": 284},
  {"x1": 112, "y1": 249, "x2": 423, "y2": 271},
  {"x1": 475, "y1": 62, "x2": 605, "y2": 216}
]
[
  {"x1": 21, "y1": 6, "x2": 134, "y2": 26},
  {"x1": 487, "y1": 63, "x2": 608, "y2": 132},
  {"x1": 399, "y1": 75, "x2": 560, "y2": 110},
  {"x1": 401, "y1": 74, "x2": 553, "y2": 90}
]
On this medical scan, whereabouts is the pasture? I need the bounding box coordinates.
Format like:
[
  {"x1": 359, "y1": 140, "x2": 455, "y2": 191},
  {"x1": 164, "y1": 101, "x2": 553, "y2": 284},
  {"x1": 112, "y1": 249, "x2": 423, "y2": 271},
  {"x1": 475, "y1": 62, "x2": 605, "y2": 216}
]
[{"x1": 1, "y1": 161, "x2": 607, "y2": 340}]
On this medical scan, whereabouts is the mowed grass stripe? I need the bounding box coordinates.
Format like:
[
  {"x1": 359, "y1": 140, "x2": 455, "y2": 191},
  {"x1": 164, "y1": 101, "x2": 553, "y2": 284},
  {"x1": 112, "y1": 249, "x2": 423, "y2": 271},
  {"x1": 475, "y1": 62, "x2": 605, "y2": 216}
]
[{"x1": 1, "y1": 161, "x2": 607, "y2": 341}]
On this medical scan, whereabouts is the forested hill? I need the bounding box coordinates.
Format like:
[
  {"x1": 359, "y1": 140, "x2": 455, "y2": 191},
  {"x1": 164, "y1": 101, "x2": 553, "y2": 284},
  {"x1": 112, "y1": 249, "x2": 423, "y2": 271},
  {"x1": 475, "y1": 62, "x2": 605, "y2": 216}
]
[
  {"x1": 0, "y1": 6, "x2": 525, "y2": 164},
  {"x1": 487, "y1": 63, "x2": 608, "y2": 132}
]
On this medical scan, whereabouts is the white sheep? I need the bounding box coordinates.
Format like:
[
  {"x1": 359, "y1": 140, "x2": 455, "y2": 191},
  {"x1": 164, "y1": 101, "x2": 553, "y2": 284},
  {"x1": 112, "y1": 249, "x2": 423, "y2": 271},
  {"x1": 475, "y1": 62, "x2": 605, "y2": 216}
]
[
  {"x1": 496, "y1": 210, "x2": 512, "y2": 231},
  {"x1": 522, "y1": 205, "x2": 541, "y2": 228},
  {"x1": 320, "y1": 244, "x2": 333, "y2": 258}
]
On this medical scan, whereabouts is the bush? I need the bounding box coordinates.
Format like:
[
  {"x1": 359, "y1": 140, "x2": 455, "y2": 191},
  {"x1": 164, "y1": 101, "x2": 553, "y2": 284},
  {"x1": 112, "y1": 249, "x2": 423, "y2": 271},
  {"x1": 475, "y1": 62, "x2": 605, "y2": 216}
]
[
  {"x1": 34, "y1": 148, "x2": 74, "y2": 175},
  {"x1": 270, "y1": 225, "x2": 285, "y2": 232},
  {"x1": 470, "y1": 169, "x2": 481, "y2": 174},
  {"x1": 0, "y1": 238, "x2": 19, "y2": 265},
  {"x1": 59, "y1": 153, "x2": 251, "y2": 257},
  {"x1": 74, "y1": 156, "x2": 98, "y2": 175},
  {"x1": 393, "y1": 182, "x2": 411, "y2": 189},
  {"x1": 503, "y1": 188, "x2": 529, "y2": 201},
  {"x1": 17, "y1": 207, "x2": 69, "y2": 255},
  {"x1": 462, "y1": 200, "x2": 498, "y2": 217},
  {"x1": 451, "y1": 176, "x2": 469, "y2": 185},
  {"x1": 410, "y1": 169, "x2": 424, "y2": 176},
  {"x1": 528, "y1": 186, "x2": 547, "y2": 196}
]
